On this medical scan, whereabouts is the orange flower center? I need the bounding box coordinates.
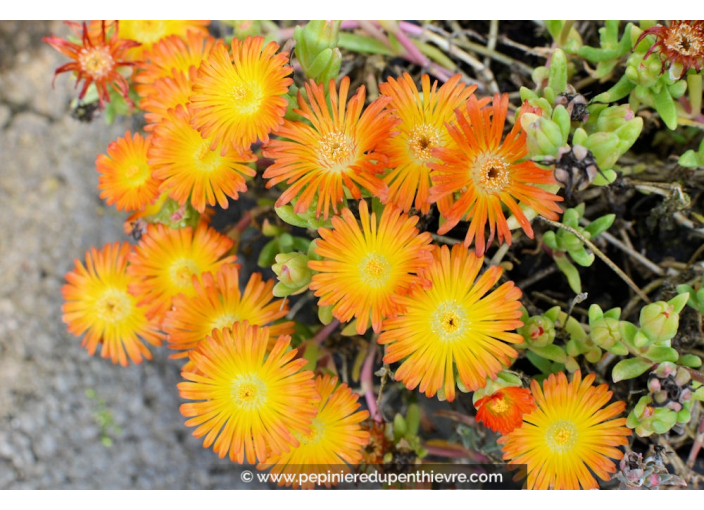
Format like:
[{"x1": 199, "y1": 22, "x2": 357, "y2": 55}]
[
  {"x1": 169, "y1": 258, "x2": 200, "y2": 289},
  {"x1": 231, "y1": 373, "x2": 268, "y2": 410},
  {"x1": 473, "y1": 154, "x2": 510, "y2": 193},
  {"x1": 95, "y1": 288, "x2": 132, "y2": 323},
  {"x1": 666, "y1": 23, "x2": 703, "y2": 57},
  {"x1": 79, "y1": 46, "x2": 115, "y2": 79},
  {"x1": 358, "y1": 253, "x2": 391, "y2": 288},
  {"x1": 409, "y1": 124, "x2": 440, "y2": 162},
  {"x1": 545, "y1": 420, "x2": 578, "y2": 453},
  {"x1": 317, "y1": 131, "x2": 353, "y2": 169},
  {"x1": 231, "y1": 82, "x2": 263, "y2": 116},
  {"x1": 431, "y1": 302, "x2": 468, "y2": 341},
  {"x1": 489, "y1": 396, "x2": 509, "y2": 414}
]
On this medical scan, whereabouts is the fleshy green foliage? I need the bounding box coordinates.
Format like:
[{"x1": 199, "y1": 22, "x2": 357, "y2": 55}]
[
  {"x1": 294, "y1": 20, "x2": 342, "y2": 86},
  {"x1": 542, "y1": 204, "x2": 615, "y2": 293}
]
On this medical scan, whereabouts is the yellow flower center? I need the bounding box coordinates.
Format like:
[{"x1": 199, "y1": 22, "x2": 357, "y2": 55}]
[
  {"x1": 169, "y1": 258, "x2": 200, "y2": 289},
  {"x1": 79, "y1": 46, "x2": 114, "y2": 79},
  {"x1": 296, "y1": 417, "x2": 325, "y2": 446},
  {"x1": 194, "y1": 140, "x2": 220, "y2": 172},
  {"x1": 127, "y1": 20, "x2": 168, "y2": 44},
  {"x1": 473, "y1": 154, "x2": 510, "y2": 193},
  {"x1": 431, "y1": 301, "x2": 468, "y2": 342},
  {"x1": 231, "y1": 82, "x2": 263, "y2": 116},
  {"x1": 210, "y1": 313, "x2": 239, "y2": 331},
  {"x1": 317, "y1": 131, "x2": 353, "y2": 169},
  {"x1": 545, "y1": 420, "x2": 578, "y2": 453},
  {"x1": 489, "y1": 397, "x2": 509, "y2": 414},
  {"x1": 95, "y1": 288, "x2": 133, "y2": 323},
  {"x1": 231, "y1": 373, "x2": 268, "y2": 410},
  {"x1": 408, "y1": 124, "x2": 440, "y2": 162},
  {"x1": 667, "y1": 24, "x2": 703, "y2": 56},
  {"x1": 359, "y1": 253, "x2": 392, "y2": 288}
]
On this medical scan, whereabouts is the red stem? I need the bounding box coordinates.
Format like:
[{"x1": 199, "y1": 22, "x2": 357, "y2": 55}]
[
  {"x1": 312, "y1": 319, "x2": 340, "y2": 346},
  {"x1": 361, "y1": 343, "x2": 382, "y2": 422}
]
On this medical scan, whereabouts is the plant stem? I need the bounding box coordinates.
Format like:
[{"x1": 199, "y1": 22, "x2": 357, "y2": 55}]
[
  {"x1": 311, "y1": 319, "x2": 340, "y2": 346},
  {"x1": 361, "y1": 343, "x2": 382, "y2": 422}
]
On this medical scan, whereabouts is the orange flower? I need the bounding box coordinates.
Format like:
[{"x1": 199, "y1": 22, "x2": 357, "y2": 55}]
[
  {"x1": 499, "y1": 371, "x2": 631, "y2": 490},
  {"x1": 637, "y1": 20, "x2": 704, "y2": 78},
  {"x1": 140, "y1": 69, "x2": 195, "y2": 130},
  {"x1": 163, "y1": 265, "x2": 294, "y2": 369},
  {"x1": 475, "y1": 386, "x2": 536, "y2": 435},
  {"x1": 429, "y1": 93, "x2": 563, "y2": 254},
  {"x1": 62, "y1": 242, "x2": 162, "y2": 366},
  {"x1": 179, "y1": 322, "x2": 319, "y2": 464},
  {"x1": 378, "y1": 73, "x2": 477, "y2": 214},
  {"x1": 190, "y1": 36, "x2": 293, "y2": 153},
  {"x1": 134, "y1": 31, "x2": 216, "y2": 98},
  {"x1": 149, "y1": 104, "x2": 257, "y2": 212},
  {"x1": 127, "y1": 223, "x2": 237, "y2": 323},
  {"x1": 309, "y1": 200, "x2": 433, "y2": 335},
  {"x1": 263, "y1": 77, "x2": 397, "y2": 220},
  {"x1": 96, "y1": 131, "x2": 161, "y2": 211},
  {"x1": 379, "y1": 244, "x2": 523, "y2": 401},
  {"x1": 260, "y1": 375, "x2": 370, "y2": 490},
  {"x1": 44, "y1": 21, "x2": 139, "y2": 108},
  {"x1": 97, "y1": 20, "x2": 210, "y2": 62}
]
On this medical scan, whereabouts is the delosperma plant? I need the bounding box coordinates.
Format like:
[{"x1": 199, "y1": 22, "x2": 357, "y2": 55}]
[{"x1": 51, "y1": 20, "x2": 704, "y2": 490}]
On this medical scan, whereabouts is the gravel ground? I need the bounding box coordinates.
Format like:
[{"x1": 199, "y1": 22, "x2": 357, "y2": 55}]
[{"x1": 0, "y1": 21, "x2": 261, "y2": 489}]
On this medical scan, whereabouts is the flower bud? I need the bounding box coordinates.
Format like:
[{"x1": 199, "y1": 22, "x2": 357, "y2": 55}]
[
  {"x1": 640, "y1": 301, "x2": 679, "y2": 344},
  {"x1": 272, "y1": 252, "x2": 312, "y2": 296},
  {"x1": 647, "y1": 377, "x2": 661, "y2": 394},
  {"x1": 518, "y1": 315, "x2": 555, "y2": 347},
  {"x1": 591, "y1": 316, "x2": 622, "y2": 349}
]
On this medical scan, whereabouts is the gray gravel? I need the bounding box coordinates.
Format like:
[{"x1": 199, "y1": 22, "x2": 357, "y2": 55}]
[{"x1": 0, "y1": 21, "x2": 262, "y2": 489}]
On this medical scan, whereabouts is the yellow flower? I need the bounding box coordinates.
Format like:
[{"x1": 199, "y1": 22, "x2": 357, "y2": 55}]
[
  {"x1": 149, "y1": 104, "x2": 257, "y2": 213},
  {"x1": 309, "y1": 200, "x2": 434, "y2": 335},
  {"x1": 263, "y1": 77, "x2": 397, "y2": 220},
  {"x1": 190, "y1": 36, "x2": 293, "y2": 153},
  {"x1": 260, "y1": 374, "x2": 370, "y2": 489},
  {"x1": 163, "y1": 265, "x2": 294, "y2": 371},
  {"x1": 179, "y1": 322, "x2": 320, "y2": 464},
  {"x1": 127, "y1": 223, "x2": 237, "y2": 323},
  {"x1": 379, "y1": 244, "x2": 524, "y2": 401},
  {"x1": 107, "y1": 20, "x2": 210, "y2": 61},
  {"x1": 499, "y1": 371, "x2": 632, "y2": 490},
  {"x1": 378, "y1": 73, "x2": 477, "y2": 214},
  {"x1": 96, "y1": 131, "x2": 162, "y2": 212},
  {"x1": 62, "y1": 242, "x2": 162, "y2": 366}
]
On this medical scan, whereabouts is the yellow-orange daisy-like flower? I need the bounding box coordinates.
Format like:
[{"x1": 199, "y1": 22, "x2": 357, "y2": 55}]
[
  {"x1": 62, "y1": 242, "x2": 162, "y2": 366},
  {"x1": 149, "y1": 104, "x2": 257, "y2": 213},
  {"x1": 499, "y1": 371, "x2": 632, "y2": 490},
  {"x1": 97, "y1": 20, "x2": 210, "y2": 62},
  {"x1": 637, "y1": 20, "x2": 704, "y2": 78},
  {"x1": 135, "y1": 31, "x2": 216, "y2": 98},
  {"x1": 179, "y1": 322, "x2": 320, "y2": 464},
  {"x1": 163, "y1": 265, "x2": 294, "y2": 368},
  {"x1": 475, "y1": 386, "x2": 536, "y2": 435},
  {"x1": 378, "y1": 73, "x2": 477, "y2": 215},
  {"x1": 379, "y1": 244, "x2": 524, "y2": 402},
  {"x1": 263, "y1": 77, "x2": 396, "y2": 220},
  {"x1": 309, "y1": 200, "x2": 434, "y2": 335},
  {"x1": 190, "y1": 36, "x2": 293, "y2": 153},
  {"x1": 96, "y1": 131, "x2": 161, "y2": 211},
  {"x1": 259, "y1": 374, "x2": 370, "y2": 490},
  {"x1": 127, "y1": 223, "x2": 237, "y2": 323},
  {"x1": 140, "y1": 69, "x2": 195, "y2": 130},
  {"x1": 44, "y1": 21, "x2": 139, "y2": 108},
  {"x1": 429, "y1": 93, "x2": 563, "y2": 255}
]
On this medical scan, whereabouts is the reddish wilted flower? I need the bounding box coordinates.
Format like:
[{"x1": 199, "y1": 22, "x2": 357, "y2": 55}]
[
  {"x1": 475, "y1": 386, "x2": 536, "y2": 435},
  {"x1": 44, "y1": 21, "x2": 139, "y2": 108},
  {"x1": 637, "y1": 20, "x2": 704, "y2": 78}
]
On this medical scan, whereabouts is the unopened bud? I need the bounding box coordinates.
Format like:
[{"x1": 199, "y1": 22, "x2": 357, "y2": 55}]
[
  {"x1": 640, "y1": 301, "x2": 679, "y2": 344},
  {"x1": 518, "y1": 315, "x2": 555, "y2": 347},
  {"x1": 272, "y1": 252, "x2": 312, "y2": 297}
]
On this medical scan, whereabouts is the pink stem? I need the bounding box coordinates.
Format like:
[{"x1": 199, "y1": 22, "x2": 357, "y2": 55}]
[
  {"x1": 312, "y1": 319, "x2": 340, "y2": 346},
  {"x1": 687, "y1": 414, "x2": 704, "y2": 468},
  {"x1": 361, "y1": 343, "x2": 382, "y2": 422},
  {"x1": 423, "y1": 444, "x2": 490, "y2": 462}
]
